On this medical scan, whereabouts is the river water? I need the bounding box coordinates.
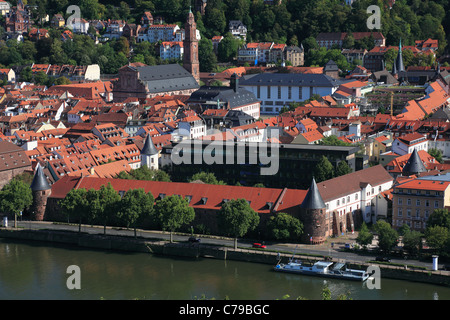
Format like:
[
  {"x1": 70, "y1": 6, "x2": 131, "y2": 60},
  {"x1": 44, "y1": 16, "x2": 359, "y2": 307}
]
[{"x1": 1, "y1": 239, "x2": 450, "y2": 300}]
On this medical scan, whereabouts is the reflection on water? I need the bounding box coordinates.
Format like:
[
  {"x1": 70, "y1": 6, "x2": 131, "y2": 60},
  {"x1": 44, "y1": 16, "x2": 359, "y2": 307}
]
[{"x1": 1, "y1": 239, "x2": 450, "y2": 300}]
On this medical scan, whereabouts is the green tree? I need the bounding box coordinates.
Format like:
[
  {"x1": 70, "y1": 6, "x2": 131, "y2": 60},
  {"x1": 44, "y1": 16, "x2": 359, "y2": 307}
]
[
  {"x1": 320, "y1": 135, "x2": 351, "y2": 147},
  {"x1": 335, "y1": 161, "x2": 352, "y2": 177},
  {"x1": 356, "y1": 222, "x2": 373, "y2": 249},
  {"x1": 0, "y1": 179, "x2": 33, "y2": 228},
  {"x1": 428, "y1": 148, "x2": 443, "y2": 164},
  {"x1": 154, "y1": 195, "x2": 195, "y2": 243},
  {"x1": 427, "y1": 209, "x2": 450, "y2": 230},
  {"x1": 54, "y1": 76, "x2": 72, "y2": 85},
  {"x1": 205, "y1": 7, "x2": 226, "y2": 35},
  {"x1": 89, "y1": 183, "x2": 121, "y2": 235},
  {"x1": 314, "y1": 156, "x2": 334, "y2": 183},
  {"x1": 33, "y1": 71, "x2": 48, "y2": 85},
  {"x1": 217, "y1": 32, "x2": 241, "y2": 62},
  {"x1": 189, "y1": 172, "x2": 225, "y2": 185},
  {"x1": 19, "y1": 66, "x2": 32, "y2": 82},
  {"x1": 402, "y1": 230, "x2": 423, "y2": 256},
  {"x1": 217, "y1": 198, "x2": 260, "y2": 249},
  {"x1": 59, "y1": 188, "x2": 88, "y2": 233},
  {"x1": 267, "y1": 212, "x2": 303, "y2": 241},
  {"x1": 198, "y1": 37, "x2": 217, "y2": 72},
  {"x1": 397, "y1": 223, "x2": 411, "y2": 236},
  {"x1": 425, "y1": 225, "x2": 449, "y2": 255},
  {"x1": 374, "y1": 220, "x2": 398, "y2": 253},
  {"x1": 117, "y1": 188, "x2": 154, "y2": 237}
]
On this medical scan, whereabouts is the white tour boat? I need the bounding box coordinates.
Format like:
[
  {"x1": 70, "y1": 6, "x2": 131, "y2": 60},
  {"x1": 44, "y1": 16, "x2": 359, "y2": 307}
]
[{"x1": 274, "y1": 260, "x2": 370, "y2": 282}]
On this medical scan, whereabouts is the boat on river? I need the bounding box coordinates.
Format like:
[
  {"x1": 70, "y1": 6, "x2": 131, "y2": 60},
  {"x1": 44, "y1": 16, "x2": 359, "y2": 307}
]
[{"x1": 273, "y1": 260, "x2": 370, "y2": 282}]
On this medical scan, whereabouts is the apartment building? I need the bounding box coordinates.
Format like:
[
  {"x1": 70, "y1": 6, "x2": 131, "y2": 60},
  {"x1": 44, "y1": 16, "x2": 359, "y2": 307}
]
[{"x1": 392, "y1": 173, "x2": 450, "y2": 232}]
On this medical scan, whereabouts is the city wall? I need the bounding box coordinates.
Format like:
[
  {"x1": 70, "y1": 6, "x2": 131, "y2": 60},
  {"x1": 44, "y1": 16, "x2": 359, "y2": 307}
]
[{"x1": 1, "y1": 228, "x2": 450, "y2": 287}]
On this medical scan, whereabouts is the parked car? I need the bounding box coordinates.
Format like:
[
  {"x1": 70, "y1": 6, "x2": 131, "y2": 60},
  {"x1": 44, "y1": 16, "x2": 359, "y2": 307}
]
[
  {"x1": 188, "y1": 237, "x2": 201, "y2": 243},
  {"x1": 375, "y1": 256, "x2": 391, "y2": 262},
  {"x1": 252, "y1": 243, "x2": 266, "y2": 249}
]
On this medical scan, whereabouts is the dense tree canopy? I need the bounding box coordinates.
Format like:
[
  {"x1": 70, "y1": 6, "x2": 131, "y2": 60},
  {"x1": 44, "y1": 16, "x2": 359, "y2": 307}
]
[{"x1": 2, "y1": 0, "x2": 450, "y2": 74}]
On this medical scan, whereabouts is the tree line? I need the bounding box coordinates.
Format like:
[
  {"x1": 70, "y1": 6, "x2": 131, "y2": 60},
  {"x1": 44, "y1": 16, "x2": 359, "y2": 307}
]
[
  {"x1": 356, "y1": 208, "x2": 450, "y2": 260},
  {"x1": 3, "y1": 0, "x2": 448, "y2": 76},
  {"x1": 58, "y1": 183, "x2": 304, "y2": 245}
]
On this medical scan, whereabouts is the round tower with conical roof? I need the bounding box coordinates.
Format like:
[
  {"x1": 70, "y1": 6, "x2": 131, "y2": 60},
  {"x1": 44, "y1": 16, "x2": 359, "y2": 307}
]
[
  {"x1": 300, "y1": 178, "x2": 327, "y2": 244},
  {"x1": 402, "y1": 149, "x2": 427, "y2": 177},
  {"x1": 141, "y1": 134, "x2": 159, "y2": 170},
  {"x1": 30, "y1": 163, "x2": 51, "y2": 221}
]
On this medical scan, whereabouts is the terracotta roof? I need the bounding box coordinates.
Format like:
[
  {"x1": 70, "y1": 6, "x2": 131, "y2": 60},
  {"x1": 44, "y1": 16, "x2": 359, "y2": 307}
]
[
  {"x1": 50, "y1": 176, "x2": 308, "y2": 214},
  {"x1": 395, "y1": 178, "x2": 450, "y2": 192},
  {"x1": 0, "y1": 141, "x2": 32, "y2": 172},
  {"x1": 316, "y1": 165, "x2": 393, "y2": 202}
]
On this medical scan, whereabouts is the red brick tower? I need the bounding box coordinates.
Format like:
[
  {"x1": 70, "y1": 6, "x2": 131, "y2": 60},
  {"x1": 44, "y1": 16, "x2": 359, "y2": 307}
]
[
  {"x1": 300, "y1": 178, "x2": 327, "y2": 244},
  {"x1": 183, "y1": 8, "x2": 200, "y2": 84},
  {"x1": 30, "y1": 163, "x2": 51, "y2": 221}
]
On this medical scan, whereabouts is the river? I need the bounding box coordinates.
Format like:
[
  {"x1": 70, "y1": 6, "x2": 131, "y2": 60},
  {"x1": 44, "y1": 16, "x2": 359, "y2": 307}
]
[{"x1": 1, "y1": 238, "x2": 450, "y2": 300}]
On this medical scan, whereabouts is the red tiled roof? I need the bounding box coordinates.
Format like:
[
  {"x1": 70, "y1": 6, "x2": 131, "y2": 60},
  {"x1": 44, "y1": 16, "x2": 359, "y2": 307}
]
[
  {"x1": 50, "y1": 176, "x2": 308, "y2": 214},
  {"x1": 316, "y1": 165, "x2": 393, "y2": 201},
  {"x1": 395, "y1": 179, "x2": 450, "y2": 192}
]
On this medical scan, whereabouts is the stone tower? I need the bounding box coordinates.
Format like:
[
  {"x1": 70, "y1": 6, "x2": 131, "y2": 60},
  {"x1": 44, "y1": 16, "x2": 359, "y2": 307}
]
[
  {"x1": 30, "y1": 163, "x2": 51, "y2": 221},
  {"x1": 183, "y1": 7, "x2": 200, "y2": 84},
  {"x1": 300, "y1": 178, "x2": 327, "y2": 244},
  {"x1": 141, "y1": 134, "x2": 159, "y2": 170}
]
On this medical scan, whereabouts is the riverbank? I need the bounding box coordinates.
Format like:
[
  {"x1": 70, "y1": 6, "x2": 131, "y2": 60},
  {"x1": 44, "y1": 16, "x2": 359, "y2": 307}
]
[{"x1": 1, "y1": 226, "x2": 450, "y2": 288}]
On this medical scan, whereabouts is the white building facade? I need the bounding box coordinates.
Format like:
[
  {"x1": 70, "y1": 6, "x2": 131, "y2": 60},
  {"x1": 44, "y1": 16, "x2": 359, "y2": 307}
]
[{"x1": 239, "y1": 73, "x2": 343, "y2": 114}]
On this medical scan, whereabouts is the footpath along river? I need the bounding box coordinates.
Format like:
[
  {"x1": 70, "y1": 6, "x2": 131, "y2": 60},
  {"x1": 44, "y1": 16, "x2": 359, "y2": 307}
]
[{"x1": 1, "y1": 238, "x2": 450, "y2": 300}]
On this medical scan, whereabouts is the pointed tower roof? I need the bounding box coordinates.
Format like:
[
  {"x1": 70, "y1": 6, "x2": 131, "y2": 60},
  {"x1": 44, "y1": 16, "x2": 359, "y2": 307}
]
[
  {"x1": 402, "y1": 149, "x2": 427, "y2": 176},
  {"x1": 301, "y1": 178, "x2": 326, "y2": 210},
  {"x1": 392, "y1": 57, "x2": 398, "y2": 75},
  {"x1": 396, "y1": 39, "x2": 405, "y2": 73},
  {"x1": 141, "y1": 134, "x2": 158, "y2": 156},
  {"x1": 30, "y1": 163, "x2": 51, "y2": 191}
]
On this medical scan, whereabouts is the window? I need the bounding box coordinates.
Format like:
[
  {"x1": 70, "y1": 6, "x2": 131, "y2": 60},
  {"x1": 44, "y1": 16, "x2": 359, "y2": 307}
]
[
  {"x1": 267, "y1": 86, "x2": 271, "y2": 99},
  {"x1": 407, "y1": 198, "x2": 411, "y2": 205},
  {"x1": 398, "y1": 198, "x2": 403, "y2": 205},
  {"x1": 425, "y1": 200, "x2": 430, "y2": 207},
  {"x1": 398, "y1": 208, "x2": 403, "y2": 217},
  {"x1": 288, "y1": 86, "x2": 292, "y2": 100},
  {"x1": 277, "y1": 86, "x2": 281, "y2": 99},
  {"x1": 416, "y1": 199, "x2": 420, "y2": 206},
  {"x1": 355, "y1": 193, "x2": 358, "y2": 200},
  {"x1": 407, "y1": 209, "x2": 411, "y2": 218},
  {"x1": 434, "y1": 201, "x2": 439, "y2": 208},
  {"x1": 298, "y1": 87, "x2": 302, "y2": 100},
  {"x1": 257, "y1": 86, "x2": 260, "y2": 99},
  {"x1": 337, "y1": 200, "x2": 340, "y2": 206}
]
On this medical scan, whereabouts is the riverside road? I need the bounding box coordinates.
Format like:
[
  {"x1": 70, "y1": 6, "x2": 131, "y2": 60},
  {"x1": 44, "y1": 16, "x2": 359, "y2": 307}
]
[{"x1": 13, "y1": 220, "x2": 440, "y2": 270}]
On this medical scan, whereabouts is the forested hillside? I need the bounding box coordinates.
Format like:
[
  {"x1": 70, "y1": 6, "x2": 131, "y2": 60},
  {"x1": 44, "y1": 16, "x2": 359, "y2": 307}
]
[{"x1": 1, "y1": 0, "x2": 449, "y2": 77}]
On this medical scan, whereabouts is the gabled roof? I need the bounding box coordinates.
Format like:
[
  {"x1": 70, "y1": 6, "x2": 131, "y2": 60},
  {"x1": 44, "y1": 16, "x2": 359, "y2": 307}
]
[
  {"x1": 316, "y1": 165, "x2": 393, "y2": 202},
  {"x1": 50, "y1": 176, "x2": 308, "y2": 214}
]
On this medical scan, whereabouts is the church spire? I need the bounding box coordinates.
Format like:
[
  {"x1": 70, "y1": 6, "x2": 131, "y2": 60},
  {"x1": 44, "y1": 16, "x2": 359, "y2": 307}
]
[{"x1": 396, "y1": 38, "x2": 405, "y2": 73}]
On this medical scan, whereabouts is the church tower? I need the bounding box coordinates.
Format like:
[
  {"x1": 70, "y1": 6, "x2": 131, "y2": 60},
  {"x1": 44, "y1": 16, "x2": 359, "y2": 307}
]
[
  {"x1": 30, "y1": 163, "x2": 51, "y2": 221},
  {"x1": 183, "y1": 8, "x2": 200, "y2": 84}
]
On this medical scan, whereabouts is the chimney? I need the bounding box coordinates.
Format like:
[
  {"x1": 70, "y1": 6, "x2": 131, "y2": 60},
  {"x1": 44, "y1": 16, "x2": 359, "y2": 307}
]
[{"x1": 230, "y1": 73, "x2": 238, "y2": 92}]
